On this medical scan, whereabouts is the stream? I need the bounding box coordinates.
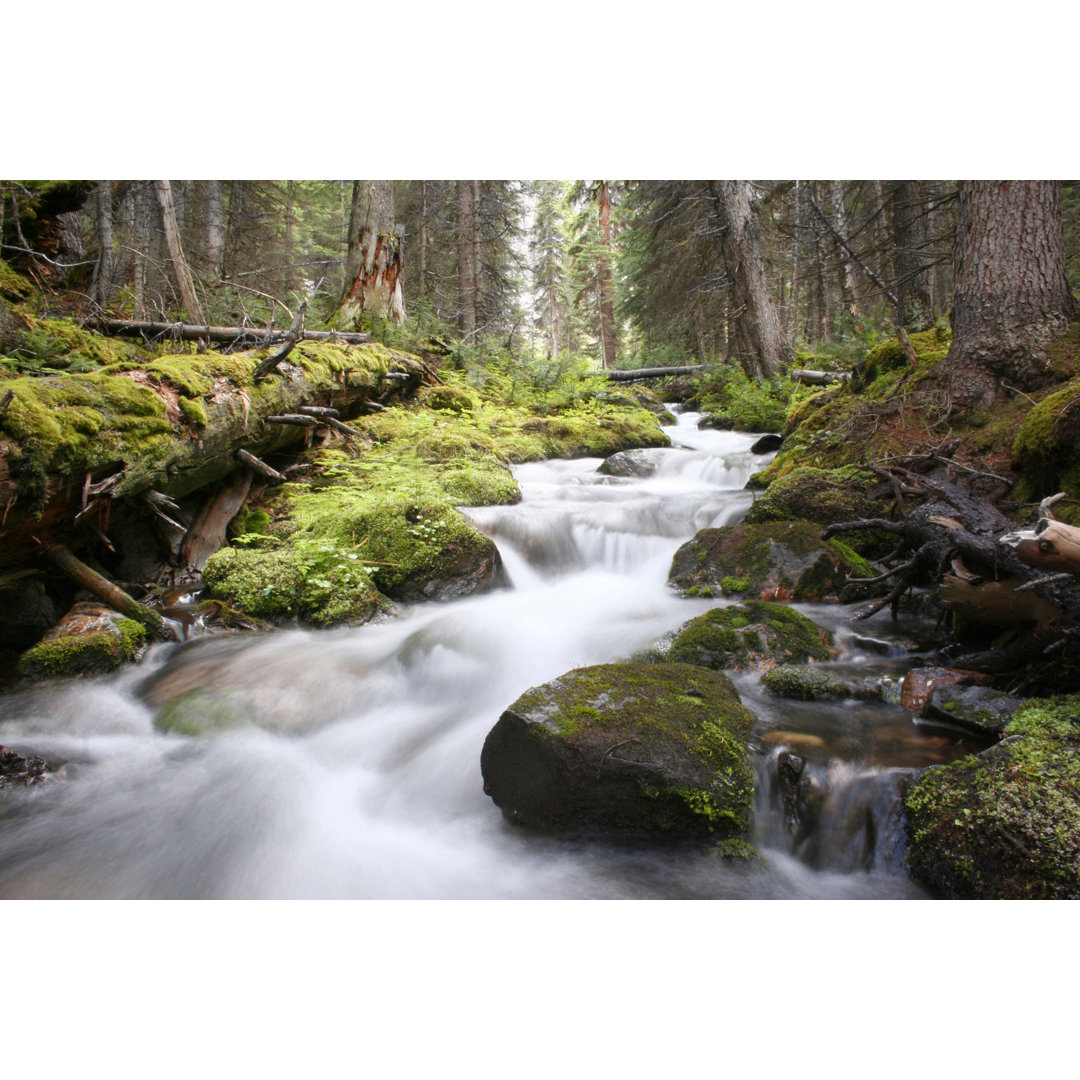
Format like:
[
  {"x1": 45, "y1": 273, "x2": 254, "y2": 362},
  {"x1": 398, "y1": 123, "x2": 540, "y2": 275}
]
[{"x1": 0, "y1": 410, "x2": 985, "y2": 899}]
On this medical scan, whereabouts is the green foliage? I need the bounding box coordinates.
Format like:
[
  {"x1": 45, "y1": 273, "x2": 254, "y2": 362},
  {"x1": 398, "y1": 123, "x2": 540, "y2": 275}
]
[{"x1": 690, "y1": 367, "x2": 809, "y2": 432}]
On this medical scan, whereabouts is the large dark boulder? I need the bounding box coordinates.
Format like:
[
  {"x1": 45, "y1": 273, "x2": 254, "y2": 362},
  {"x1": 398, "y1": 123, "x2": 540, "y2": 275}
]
[
  {"x1": 481, "y1": 662, "x2": 755, "y2": 843},
  {"x1": 904, "y1": 694, "x2": 1080, "y2": 898},
  {"x1": 668, "y1": 520, "x2": 879, "y2": 603}
]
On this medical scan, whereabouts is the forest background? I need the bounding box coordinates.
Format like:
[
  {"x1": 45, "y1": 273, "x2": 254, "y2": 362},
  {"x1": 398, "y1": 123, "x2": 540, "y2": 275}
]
[{"x1": 7, "y1": 1, "x2": 1077, "y2": 1078}]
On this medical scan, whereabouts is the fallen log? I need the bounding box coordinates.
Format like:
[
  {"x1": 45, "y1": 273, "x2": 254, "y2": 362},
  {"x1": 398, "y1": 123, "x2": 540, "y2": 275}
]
[
  {"x1": 605, "y1": 365, "x2": 705, "y2": 382},
  {"x1": 178, "y1": 471, "x2": 254, "y2": 573},
  {"x1": 88, "y1": 317, "x2": 370, "y2": 347},
  {"x1": 791, "y1": 369, "x2": 852, "y2": 386}
]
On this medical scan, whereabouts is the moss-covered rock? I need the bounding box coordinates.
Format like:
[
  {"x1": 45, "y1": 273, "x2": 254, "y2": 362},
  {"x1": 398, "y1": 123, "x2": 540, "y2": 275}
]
[
  {"x1": 1010, "y1": 378, "x2": 1080, "y2": 499},
  {"x1": 480, "y1": 662, "x2": 755, "y2": 842},
  {"x1": 664, "y1": 601, "x2": 833, "y2": 673},
  {"x1": 904, "y1": 694, "x2": 1080, "y2": 898},
  {"x1": 761, "y1": 664, "x2": 851, "y2": 700},
  {"x1": 16, "y1": 602, "x2": 147, "y2": 680},
  {"x1": 918, "y1": 685, "x2": 1026, "y2": 740},
  {"x1": 744, "y1": 466, "x2": 886, "y2": 533},
  {"x1": 201, "y1": 543, "x2": 383, "y2": 626},
  {"x1": 668, "y1": 520, "x2": 879, "y2": 603}
]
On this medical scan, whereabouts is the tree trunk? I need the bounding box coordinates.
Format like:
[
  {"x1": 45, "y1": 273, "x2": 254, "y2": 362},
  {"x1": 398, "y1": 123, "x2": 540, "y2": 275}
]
[
  {"x1": 334, "y1": 181, "x2": 405, "y2": 327},
  {"x1": 597, "y1": 181, "x2": 617, "y2": 370},
  {"x1": 91, "y1": 180, "x2": 114, "y2": 308},
  {"x1": 948, "y1": 181, "x2": 1079, "y2": 407},
  {"x1": 891, "y1": 181, "x2": 934, "y2": 331},
  {"x1": 457, "y1": 180, "x2": 478, "y2": 336},
  {"x1": 708, "y1": 181, "x2": 793, "y2": 379},
  {"x1": 154, "y1": 180, "x2": 206, "y2": 326},
  {"x1": 829, "y1": 180, "x2": 859, "y2": 315},
  {"x1": 205, "y1": 180, "x2": 225, "y2": 278}
]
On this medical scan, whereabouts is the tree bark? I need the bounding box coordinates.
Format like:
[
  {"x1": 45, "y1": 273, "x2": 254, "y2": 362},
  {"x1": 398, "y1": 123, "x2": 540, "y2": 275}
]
[
  {"x1": 91, "y1": 180, "x2": 114, "y2": 308},
  {"x1": 457, "y1": 180, "x2": 478, "y2": 336},
  {"x1": 205, "y1": 180, "x2": 225, "y2": 278},
  {"x1": 154, "y1": 180, "x2": 206, "y2": 326},
  {"x1": 334, "y1": 181, "x2": 405, "y2": 327},
  {"x1": 948, "y1": 181, "x2": 1079, "y2": 407},
  {"x1": 708, "y1": 181, "x2": 794, "y2": 379}
]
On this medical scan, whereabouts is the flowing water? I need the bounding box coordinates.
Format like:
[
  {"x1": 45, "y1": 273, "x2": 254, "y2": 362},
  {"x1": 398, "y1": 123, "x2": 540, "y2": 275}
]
[{"x1": 0, "y1": 411, "x2": 983, "y2": 899}]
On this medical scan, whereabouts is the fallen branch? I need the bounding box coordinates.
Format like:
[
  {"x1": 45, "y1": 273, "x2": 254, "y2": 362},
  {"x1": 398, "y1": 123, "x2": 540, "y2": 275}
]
[
  {"x1": 791, "y1": 368, "x2": 851, "y2": 386},
  {"x1": 233, "y1": 448, "x2": 286, "y2": 483},
  {"x1": 43, "y1": 544, "x2": 174, "y2": 640},
  {"x1": 253, "y1": 301, "x2": 307, "y2": 379}
]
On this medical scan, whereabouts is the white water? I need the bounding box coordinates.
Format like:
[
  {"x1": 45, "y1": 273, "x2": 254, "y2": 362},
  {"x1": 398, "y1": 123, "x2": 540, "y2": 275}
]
[{"x1": 0, "y1": 412, "x2": 960, "y2": 898}]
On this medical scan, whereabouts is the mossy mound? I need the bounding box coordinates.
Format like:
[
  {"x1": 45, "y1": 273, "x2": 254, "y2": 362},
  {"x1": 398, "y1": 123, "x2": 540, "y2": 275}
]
[
  {"x1": 668, "y1": 520, "x2": 879, "y2": 603},
  {"x1": 1010, "y1": 378, "x2": 1080, "y2": 500},
  {"x1": 744, "y1": 466, "x2": 886, "y2": 535},
  {"x1": 481, "y1": 662, "x2": 755, "y2": 842},
  {"x1": 664, "y1": 601, "x2": 833, "y2": 673},
  {"x1": 16, "y1": 602, "x2": 146, "y2": 680},
  {"x1": 201, "y1": 544, "x2": 383, "y2": 626},
  {"x1": 904, "y1": 694, "x2": 1080, "y2": 898}
]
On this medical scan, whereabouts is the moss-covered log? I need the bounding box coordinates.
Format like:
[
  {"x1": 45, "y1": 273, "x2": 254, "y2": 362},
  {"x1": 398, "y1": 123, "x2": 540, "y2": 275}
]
[{"x1": 0, "y1": 337, "x2": 428, "y2": 572}]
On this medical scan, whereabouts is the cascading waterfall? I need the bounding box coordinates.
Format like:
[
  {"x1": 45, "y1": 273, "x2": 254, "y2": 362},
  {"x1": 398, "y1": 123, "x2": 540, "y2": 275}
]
[{"x1": 0, "y1": 410, "x2": 979, "y2": 899}]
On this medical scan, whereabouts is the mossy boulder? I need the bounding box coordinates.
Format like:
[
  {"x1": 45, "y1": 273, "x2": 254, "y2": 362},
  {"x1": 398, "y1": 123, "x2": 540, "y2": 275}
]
[
  {"x1": 668, "y1": 520, "x2": 878, "y2": 603},
  {"x1": 201, "y1": 544, "x2": 383, "y2": 626},
  {"x1": 917, "y1": 685, "x2": 1026, "y2": 740},
  {"x1": 744, "y1": 466, "x2": 886, "y2": 532},
  {"x1": 904, "y1": 694, "x2": 1080, "y2": 898},
  {"x1": 1010, "y1": 379, "x2": 1080, "y2": 499},
  {"x1": 664, "y1": 601, "x2": 833, "y2": 673},
  {"x1": 480, "y1": 662, "x2": 755, "y2": 842},
  {"x1": 761, "y1": 664, "x2": 853, "y2": 700},
  {"x1": 16, "y1": 602, "x2": 147, "y2": 680}
]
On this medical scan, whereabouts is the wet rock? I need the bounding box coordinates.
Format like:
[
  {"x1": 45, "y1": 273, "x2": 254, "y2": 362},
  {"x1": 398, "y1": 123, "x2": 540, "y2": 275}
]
[
  {"x1": 664, "y1": 600, "x2": 833, "y2": 673},
  {"x1": 778, "y1": 750, "x2": 805, "y2": 831},
  {"x1": 481, "y1": 662, "x2": 755, "y2": 842},
  {"x1": 668, "y1": 520, "x2": 881, "y2": 603},
  {"x1": 140, "y1": 634, "x2": 359, "y2": 736},
  {"x1": 597, "y1": 450, "x2": 658, "y2": 479},
  {"x1": 762, "y1": 665, "x2": 855, "y2": 701},
  {"x1": 0, "y1": 745, "x2": 53, "y2": 790},
  {"x1": 918, "y1": 685, "x2": 1026, "y2": 740},
  {"x1": 15, "y1": 602, "x2": 147, "y2": 681},
  {"x1": 749, "y1": 433, "x2": 783, "y2": 455},
  {"x1": 904, "y1": 694, "x2": 1080, "y2": 898},
  {"x1": 697, "y1": 414, "x2": 734, "y2": 430},
  {"x1": 899, "y1": 667, "x2": 993, "y2": 713},
  {"x1": 0, "y1": 576, "x2": 60, "y2": 654}
]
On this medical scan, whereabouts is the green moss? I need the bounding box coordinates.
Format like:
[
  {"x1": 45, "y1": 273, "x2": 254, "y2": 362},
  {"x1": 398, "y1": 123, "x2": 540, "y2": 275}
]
[
  {"x1": 154, "y1": 687, "x2": 255, "y2": 737},
  {"x1": 904, "y1": 693, "x2": 1080, "y2": 898},
  {"x1": 16, "y1": 619, "x2": 146, "y2": 680},
  {"x1": 179, "y1": 396, "x2": 207, "y2": 427},
  {"x1": 0, "y1": 260, "x2": 35, "y2": 301},
  {"x1": 202, "y1": 542, "x2": 381, "y2": 626},
  {"x1": 761, "y1": 664, "x2": 848, "y2": 700},
  {"x1": 720, "y1": 576, "x2": 749, "y2": 595},
  {"x1": 666, "y1": 600, "x2": 832, "y2": 672}
]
